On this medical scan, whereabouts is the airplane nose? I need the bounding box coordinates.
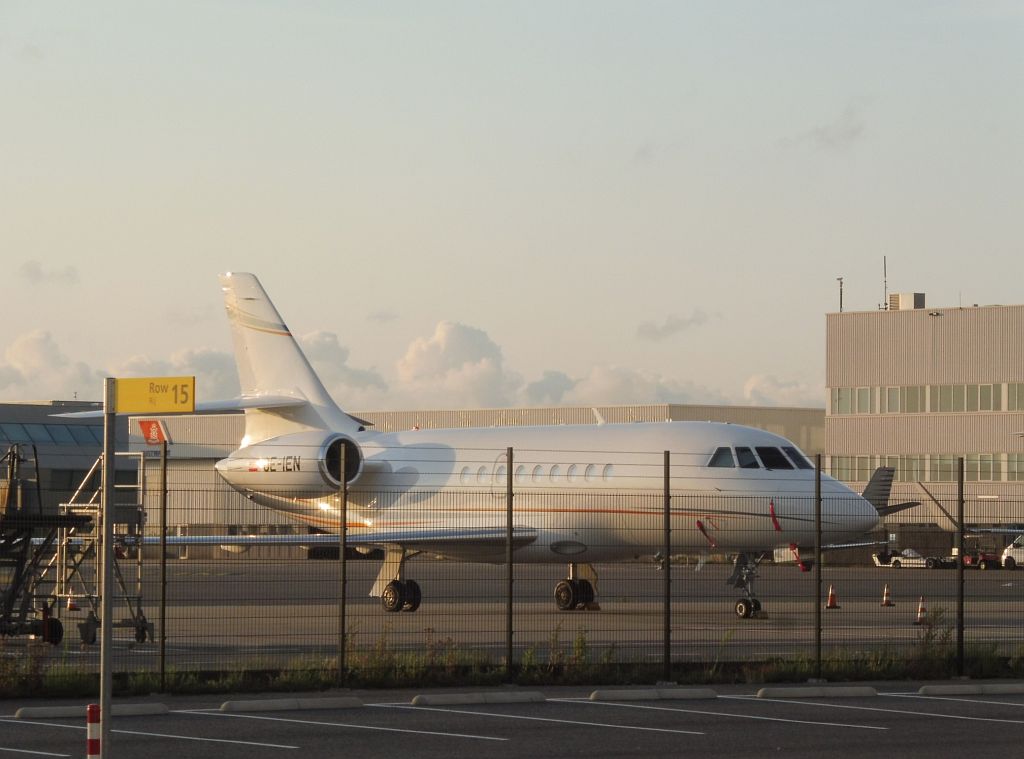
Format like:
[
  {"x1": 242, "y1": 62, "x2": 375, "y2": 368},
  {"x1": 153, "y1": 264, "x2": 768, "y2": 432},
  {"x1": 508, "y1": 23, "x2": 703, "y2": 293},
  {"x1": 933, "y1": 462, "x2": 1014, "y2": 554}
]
[{"x1": 857, "y1": 496, "x2": 881, "y2": 533}]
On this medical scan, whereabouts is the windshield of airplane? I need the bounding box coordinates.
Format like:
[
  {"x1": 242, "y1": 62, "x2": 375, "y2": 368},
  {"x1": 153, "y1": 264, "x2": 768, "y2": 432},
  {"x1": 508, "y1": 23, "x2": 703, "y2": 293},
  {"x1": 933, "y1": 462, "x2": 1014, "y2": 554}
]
[
  {"x1": 782, "y1": 446, "x2": 813, "y2": 469},
  {"x1": 735, "y1": 446, "x2": 760, "y2": 469},
  {"x1": 708, "y1": 447, "x2": 735, "y2": 467},
  {"x1": 756, "y1": 446, "x2": 794, "y2": 470}
]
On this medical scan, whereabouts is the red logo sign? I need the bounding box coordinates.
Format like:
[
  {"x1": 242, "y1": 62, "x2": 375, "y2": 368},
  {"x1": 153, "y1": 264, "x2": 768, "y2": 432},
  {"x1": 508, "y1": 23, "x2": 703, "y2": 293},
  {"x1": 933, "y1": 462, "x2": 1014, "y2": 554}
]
[{"x1": 138, "y1": 420, "x2": 169, "y2": 446}]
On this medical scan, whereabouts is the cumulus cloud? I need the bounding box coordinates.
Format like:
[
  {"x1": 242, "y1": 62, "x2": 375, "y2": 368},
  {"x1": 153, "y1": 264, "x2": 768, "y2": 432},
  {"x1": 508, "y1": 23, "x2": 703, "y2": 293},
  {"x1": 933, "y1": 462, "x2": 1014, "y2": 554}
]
[
  {"x1": 562, "y1": 365, "x2": 730, "y2": 406},
  {"x1": 525, "y1": 370, "x2": 577, "y2": 406},
  {"x1": 0, "y1": 330, "x2": 105, "y2": 400},
  {"x1": 781, "y1": 106, "x2": 866, "y2": 152},
  {"x1": 636, "y1": 310, "x2": 710, "y2": 341},
  {"x1": 17, "y1": 260, "x2": 80, "y2": 285},
  {"x1": 742, "y1": 374, "x2": 824, "y2": 408},
  {"x1": 396, "y1": 321, "x2": 521, "y2": 407},
  {"x1": 299, "y1": 331, "x2": 388, "y2": 400},
  {"x1": 114, "y1": 348, "x2": 242, "y2": 402}
]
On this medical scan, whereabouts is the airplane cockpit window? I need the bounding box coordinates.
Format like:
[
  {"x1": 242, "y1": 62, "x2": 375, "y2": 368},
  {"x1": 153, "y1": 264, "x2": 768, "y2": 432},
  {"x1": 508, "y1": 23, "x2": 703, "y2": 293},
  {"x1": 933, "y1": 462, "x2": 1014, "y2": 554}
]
[
  {"x1": 708, "y1": 447, "x2": 735, "y2": 467},
  {"x1": 782, "y1": 446, "x2": 813, "y2": 470},
  {"x1": 755, "y1": 446, "x2": 794, "y2": 470},
  {"x1": 735, "y1": 446, "x2": 760, "y2": 469}
]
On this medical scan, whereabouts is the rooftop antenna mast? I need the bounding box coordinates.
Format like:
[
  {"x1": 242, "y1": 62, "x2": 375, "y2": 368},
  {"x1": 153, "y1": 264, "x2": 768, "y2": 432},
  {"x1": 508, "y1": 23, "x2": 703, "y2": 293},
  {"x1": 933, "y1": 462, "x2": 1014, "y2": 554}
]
[
  {"x1": 882, "y1": 255, "x2": 888, "y2": 310},
  {"x1": 837, "y1": 276, "x2": 844, "y2": 312}
]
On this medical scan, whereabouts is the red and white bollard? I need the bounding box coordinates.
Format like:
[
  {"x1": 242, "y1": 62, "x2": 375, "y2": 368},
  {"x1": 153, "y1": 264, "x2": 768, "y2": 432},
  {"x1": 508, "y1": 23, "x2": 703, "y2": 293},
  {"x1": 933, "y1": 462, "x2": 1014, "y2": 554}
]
[{"x1": 86, "y1": 703, "x2": 100, "y2": 758}]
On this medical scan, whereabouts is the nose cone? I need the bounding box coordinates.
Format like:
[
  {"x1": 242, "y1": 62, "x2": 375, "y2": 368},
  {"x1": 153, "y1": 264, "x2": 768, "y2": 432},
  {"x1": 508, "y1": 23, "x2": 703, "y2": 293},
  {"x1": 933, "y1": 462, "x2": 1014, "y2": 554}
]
[{"x1": 854, "y1": 495, "x2": 881, "y2": 534}]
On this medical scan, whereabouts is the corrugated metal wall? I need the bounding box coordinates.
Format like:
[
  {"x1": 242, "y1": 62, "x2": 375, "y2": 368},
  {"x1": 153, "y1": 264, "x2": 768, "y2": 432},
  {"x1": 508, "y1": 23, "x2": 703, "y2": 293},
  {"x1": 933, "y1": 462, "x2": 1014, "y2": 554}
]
[{"x1": 827, "y1": 304, "x2": 1024, "y2": 387}]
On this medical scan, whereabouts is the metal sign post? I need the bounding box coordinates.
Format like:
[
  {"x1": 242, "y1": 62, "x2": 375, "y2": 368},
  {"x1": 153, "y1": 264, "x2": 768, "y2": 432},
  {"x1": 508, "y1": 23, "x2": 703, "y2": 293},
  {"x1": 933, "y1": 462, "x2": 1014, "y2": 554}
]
[{"x1": 99, "y1": 378, "x2": 115, "y2": 756}]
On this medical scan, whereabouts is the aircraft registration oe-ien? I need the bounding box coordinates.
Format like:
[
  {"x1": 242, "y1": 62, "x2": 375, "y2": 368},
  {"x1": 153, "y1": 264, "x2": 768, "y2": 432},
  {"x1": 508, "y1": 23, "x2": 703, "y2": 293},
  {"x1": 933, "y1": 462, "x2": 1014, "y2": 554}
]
[{"x1": 185, "y1": 272, "x2": 887, "y2": 619}]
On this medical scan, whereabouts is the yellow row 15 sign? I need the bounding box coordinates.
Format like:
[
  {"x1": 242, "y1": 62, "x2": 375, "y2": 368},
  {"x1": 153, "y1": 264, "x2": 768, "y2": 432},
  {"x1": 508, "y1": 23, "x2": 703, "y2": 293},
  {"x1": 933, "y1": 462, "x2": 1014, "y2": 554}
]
[{"x1": 115, "y1": 376, "x2": 195, "y2": 414}]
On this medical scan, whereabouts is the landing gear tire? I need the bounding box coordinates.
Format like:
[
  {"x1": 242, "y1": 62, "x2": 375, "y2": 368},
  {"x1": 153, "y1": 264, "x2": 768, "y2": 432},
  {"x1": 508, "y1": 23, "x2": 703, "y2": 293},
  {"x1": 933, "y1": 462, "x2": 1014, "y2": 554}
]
[
  {"x1": 735, "y1": 598, "x2": 754, "y2": 619},
  {"x1": 752, "y1": 599, "x2": 762, "y2": 613},
  {"x1": 1006, "y1": 557, "x2": 1017, "y2": 570},
  {"x1": 382, "y1": 580, "x2": 405, "y2": 612},
  {"x1": 42, "y1": 617, "x2": 63, "y2": 646},
  {"x1": 402, "y1": 580, "x2": 422, "y2": 612},
  {"x1": 554, "y1": 580, "x2": 577, "y2": 611},
  {"x1": 575, "y1": 579, "x2": 595, "y2": 605}
]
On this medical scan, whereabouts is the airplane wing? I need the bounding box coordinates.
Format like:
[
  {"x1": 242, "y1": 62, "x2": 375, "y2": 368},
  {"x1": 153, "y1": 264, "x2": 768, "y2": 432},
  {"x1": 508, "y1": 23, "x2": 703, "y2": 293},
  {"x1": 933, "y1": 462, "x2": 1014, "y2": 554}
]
[{"x1": 129, "y1": 526, "x2": 538, "y2": 553}]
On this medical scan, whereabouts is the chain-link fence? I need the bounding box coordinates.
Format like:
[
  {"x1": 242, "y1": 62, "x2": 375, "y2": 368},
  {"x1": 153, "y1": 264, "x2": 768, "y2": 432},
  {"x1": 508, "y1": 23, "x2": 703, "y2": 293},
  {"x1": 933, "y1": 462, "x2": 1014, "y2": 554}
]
[{"x1": 4, "y1": 442, "x2": 1024, "y2": 691}]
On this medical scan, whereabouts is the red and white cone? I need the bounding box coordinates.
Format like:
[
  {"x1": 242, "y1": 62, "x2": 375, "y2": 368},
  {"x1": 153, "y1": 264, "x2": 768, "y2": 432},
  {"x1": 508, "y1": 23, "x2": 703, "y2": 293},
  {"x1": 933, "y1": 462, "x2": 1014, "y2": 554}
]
[
  {"x1": 913, "y1": 596, "x2": 927, "y2": 625},
  {"x1": 825, "y1": 584, "x2": 840, "y2": 609},
  {"x1": 86, "y1": 703, "x2": 100, "y2": 758},
  {"x1": 881, "y1": 584, "x2": 895, "y2": 607},
  {"x1": 66, "y1": 597, "x2": 79, "y2": 612}
]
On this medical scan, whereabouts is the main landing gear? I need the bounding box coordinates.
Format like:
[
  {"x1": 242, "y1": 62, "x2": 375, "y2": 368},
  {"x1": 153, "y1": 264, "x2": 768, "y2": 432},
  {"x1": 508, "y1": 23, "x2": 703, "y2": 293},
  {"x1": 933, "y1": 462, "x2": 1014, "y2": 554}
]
[
  {"x1": 381, "y1": 579, "x2": 421, "y2": 613},
  {"x1": 553, "y1": 563, "x2": 599, "y2": 611},
  {"x1": 727, "y1": 552, "x2": 765, "y2": 619}
]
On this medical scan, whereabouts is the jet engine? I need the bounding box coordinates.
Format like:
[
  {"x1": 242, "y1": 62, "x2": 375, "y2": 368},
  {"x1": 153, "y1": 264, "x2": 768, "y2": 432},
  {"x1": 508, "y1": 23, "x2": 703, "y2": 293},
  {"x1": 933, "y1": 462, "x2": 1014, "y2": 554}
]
[{"x1": 215, "y1": 431, "x2": 363, "y2": 498}]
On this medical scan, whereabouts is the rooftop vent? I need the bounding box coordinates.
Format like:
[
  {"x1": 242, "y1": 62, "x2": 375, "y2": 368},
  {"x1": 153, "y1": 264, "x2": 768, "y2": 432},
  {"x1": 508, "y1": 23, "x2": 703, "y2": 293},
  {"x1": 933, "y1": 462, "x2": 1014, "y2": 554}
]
[{"x1": 889, "y1": 292, "x2": 925, "y2": 311}]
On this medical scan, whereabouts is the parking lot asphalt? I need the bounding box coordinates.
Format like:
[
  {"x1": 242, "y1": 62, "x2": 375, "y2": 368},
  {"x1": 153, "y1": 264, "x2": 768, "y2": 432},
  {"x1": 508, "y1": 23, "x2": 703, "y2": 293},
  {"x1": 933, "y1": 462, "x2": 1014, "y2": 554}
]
[{"x1": 5, "y1": 681, "x2": 1024, "y2": 758}]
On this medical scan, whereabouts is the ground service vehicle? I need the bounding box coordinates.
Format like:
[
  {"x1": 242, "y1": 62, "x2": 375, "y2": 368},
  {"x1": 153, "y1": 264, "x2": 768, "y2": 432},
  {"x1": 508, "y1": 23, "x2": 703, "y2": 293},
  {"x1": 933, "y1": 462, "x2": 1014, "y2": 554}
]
[{"x1": 872, "y1": 548, "x2": 955, "y2": 569}]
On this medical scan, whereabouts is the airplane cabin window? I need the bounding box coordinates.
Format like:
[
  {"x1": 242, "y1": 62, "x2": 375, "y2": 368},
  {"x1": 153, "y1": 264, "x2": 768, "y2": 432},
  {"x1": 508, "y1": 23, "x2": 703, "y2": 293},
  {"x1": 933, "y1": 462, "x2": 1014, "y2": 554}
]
[
  {"x1": 782, "y1": 446, "x2": 813, "y2": 470},
  {"x1": 602, "y1": 464, "x2": 614, "y2": 481},
  {"x1": 735, "y1": 446, "x2": 760, "y2": 469},
  {"x1": 460, "y1": 466, "x2": 471, "y2": 484},
  {"x1": 584, "y1": 464, "x2": 597, "y2": 482},
  {"x1": 550, "y1": 465, "x2": 561, "y2": 482},
  {"x1": 708, "y1": 447, "x2": 735, "y2": 467},
  {"x1": 756, "y1": 447, "x2": 793, "y2": 470},
  {"x1": 515, "y1": 465, "x2": 526, "y2": 483},
  {"x1": 476, "y1": 466, "x2": 488, "y2": 484},
  {"x1": 567, "y1": 464, "x2": 578, "y2": 482},
  {"x1": 532, "y1": 465, "x2": 543, "y2": 483},
  {"x1": 495, "y1": 464, "x2": 506, "y2": 482}
]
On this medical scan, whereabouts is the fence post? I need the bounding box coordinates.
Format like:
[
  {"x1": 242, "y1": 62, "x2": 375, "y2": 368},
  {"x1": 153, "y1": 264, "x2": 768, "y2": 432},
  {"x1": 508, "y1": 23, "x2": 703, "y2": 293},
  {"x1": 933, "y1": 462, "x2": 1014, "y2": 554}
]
[
  {"x1": 957, "y1": 456, "x2": 965, "y2": 677},
  {"x1": 338, "y1": 444, "x2": 348, "y2": 684},
  {"x1": 159, "y1": 440, "x2": 168, "y2": 692},
  {"x1": 506, "y1": 446, "x2": 514, "y2": 678},
  {"x1": 663, "y1": 450, "x2": 671, "y2": 683},
  {"x1": 814, "y1": 454, "x2": 822, "y2": 681}
]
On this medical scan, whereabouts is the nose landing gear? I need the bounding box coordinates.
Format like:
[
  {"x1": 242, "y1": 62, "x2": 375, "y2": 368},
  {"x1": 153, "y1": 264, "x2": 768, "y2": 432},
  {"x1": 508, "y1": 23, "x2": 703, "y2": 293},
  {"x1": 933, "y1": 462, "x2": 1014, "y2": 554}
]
[{"x1": 727, "y1": 552, "x2": 765, "y2": 619}]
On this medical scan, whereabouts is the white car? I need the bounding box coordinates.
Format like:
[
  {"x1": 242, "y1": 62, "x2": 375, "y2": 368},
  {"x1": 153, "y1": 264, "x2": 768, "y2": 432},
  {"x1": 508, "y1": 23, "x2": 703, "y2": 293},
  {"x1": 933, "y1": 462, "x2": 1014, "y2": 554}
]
[{"x1": 872, "y1": 548, "x2": 953, "y2": 569}]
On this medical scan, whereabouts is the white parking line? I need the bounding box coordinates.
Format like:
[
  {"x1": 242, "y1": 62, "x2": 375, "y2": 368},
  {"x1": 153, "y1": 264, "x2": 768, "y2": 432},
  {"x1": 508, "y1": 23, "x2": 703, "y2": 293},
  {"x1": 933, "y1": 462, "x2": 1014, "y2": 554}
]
[
  {"x1": 184, "y1": 710, "x2": 507, "y2": 741},
  {"x1": 885, "y1": 693, "x2": 1024, "y2": 707},
  {"x1": 0, "y1": 748, "x2": 71, "y2": 757},
  {"x1": 379, "y1": 703, "x2": 704, "y2": 735},
  {"x1": 557, "y1": 698, "x2": 888, "y2": 730},
  {"x1": 0, "y1": 718, "x2": 298, "y2": 749},
  {"x1": 727, "y1": 696, "x2": 1024, "y2": 724}
]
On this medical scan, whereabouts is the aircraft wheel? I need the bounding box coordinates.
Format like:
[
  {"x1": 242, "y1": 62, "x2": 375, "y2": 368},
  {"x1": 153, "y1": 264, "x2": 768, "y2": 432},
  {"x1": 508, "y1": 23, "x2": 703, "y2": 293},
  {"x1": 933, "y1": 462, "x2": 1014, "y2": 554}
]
[
  {"x1": 43, "y1": 617, "x2": 64, "y2": 646},
  {"x1": 381, "y1": 580, "x2": 405, "y2": 612},
  {"x1": 892, "y1": 560, "x2": 902, "y2": 568},
  {"x1": 79, "y1": 613, "x2": 98, "y2": 645},
  {"x1": 752, "y1": 599, "x2": 762, "y2": 612},
  {"x1": 925, "y1": 558, "x2": 937, "y2": 569},
  {"x1": 1005, "y1": 557, "x2": 1016, "y2": 570},
  {"x1": 402, "y1": 580, "x2": 422, "y2": 612},
  {"x1": 575, "y1": 579, "x2": 595, "y2": 605},
  {"x1": 554, "y1": 580, "x2": 577, "y2": 611},
  {"x1": 735, "y1": 599, "x2": 753, "y2": 619}
]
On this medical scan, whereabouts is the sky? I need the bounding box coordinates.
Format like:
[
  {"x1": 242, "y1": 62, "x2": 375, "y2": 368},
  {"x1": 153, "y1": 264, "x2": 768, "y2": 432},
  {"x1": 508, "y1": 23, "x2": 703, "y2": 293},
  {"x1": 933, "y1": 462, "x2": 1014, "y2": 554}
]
[{"x1": 1, "y1": 1, "x2": 1021, "y2": 412}]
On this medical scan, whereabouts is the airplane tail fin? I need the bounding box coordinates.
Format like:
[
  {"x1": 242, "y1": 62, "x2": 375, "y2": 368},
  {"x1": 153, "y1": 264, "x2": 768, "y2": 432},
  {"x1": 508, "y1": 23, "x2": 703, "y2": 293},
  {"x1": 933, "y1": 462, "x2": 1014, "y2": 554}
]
[
  {"x1": 862, "y1": 466, "x2": 920, "y2": 517},
  {"x1": 219, "y1": 272, "x2": 361, "y2": 441}
]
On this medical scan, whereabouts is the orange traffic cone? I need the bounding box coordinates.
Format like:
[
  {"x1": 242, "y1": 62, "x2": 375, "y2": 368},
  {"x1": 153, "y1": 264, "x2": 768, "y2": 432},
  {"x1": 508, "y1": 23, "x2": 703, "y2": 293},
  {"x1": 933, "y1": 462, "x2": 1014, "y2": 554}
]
[
  {"x1": 825, "y1": 584, "x2": 840, "y2": 609},
  {"x1": 913, "y1": 596, "x2": 927, "y2": 625},
  {"x1": 881, "y1": 584, "x2": 895, "y2": 607},
  {"x1": 66, "y1": 597, "x2": 79, "y2": 612}
]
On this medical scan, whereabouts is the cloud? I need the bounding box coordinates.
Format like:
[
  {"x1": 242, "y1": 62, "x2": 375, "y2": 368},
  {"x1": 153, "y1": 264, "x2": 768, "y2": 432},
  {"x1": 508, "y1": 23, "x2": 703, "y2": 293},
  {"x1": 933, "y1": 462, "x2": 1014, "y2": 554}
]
[
  {"x1": 396, "y1": 321, "x2": 521, "y2": 407},
  {"x1": 367, "y1": 310, "x2": 399, "y2": 324},
  {"x1": 0, "y1": 330, "x2": 105, "y2": 400},
  {"x1": 781, "y1": 106, "x2": 866, "y2": 152},
  {"x1": 17, "y1": 260, "x2": 80, "y2": 285},
  {"x1": 562, "y1": 365, "x2": 730, "y2": 406},
  {"x1": 636, "y1": 311, "x2": 710, "y2": 341},
  {"x1": 525, "y1": 370, "x2": 576, "y2": 406},
  {"x1": 299, "y1": 331, "x2": 388, "y2": 396},
  {"x1": 742, "y1": 374, "x2": 823, "y2": 408}
]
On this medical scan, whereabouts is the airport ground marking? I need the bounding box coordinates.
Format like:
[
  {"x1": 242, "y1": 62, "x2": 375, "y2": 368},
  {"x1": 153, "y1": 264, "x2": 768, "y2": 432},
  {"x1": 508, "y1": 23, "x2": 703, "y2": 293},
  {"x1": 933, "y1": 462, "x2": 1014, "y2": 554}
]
[
  {"x1": 380, "y1": 703, "x2": 704, "y2": 735},
  {"x1": 183, "y1": 710, "x2": 507, "y2": 741},
  {"x1": 732, "y1": 696, "x2": 1024, "y2": 725},
  {"x1": 0, "y1": 748, "x2": 71, "y2": 757},
  {"x1": 0, "y1": 718, "x2": 298, "y2": 749},
  {"x1": 884, "y1": 693, "x2": 1024, "y2": 708},
  {"x1": 556, "y1": 698, "x2": 888, "y2": 730}
]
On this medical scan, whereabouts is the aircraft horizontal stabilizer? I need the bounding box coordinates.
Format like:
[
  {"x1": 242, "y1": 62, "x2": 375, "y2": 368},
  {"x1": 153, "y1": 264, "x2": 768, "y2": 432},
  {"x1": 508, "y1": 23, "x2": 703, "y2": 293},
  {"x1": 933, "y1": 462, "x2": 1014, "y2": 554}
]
[{"x1": 875, "y1": 501, "x2": 921, "y2": 517}]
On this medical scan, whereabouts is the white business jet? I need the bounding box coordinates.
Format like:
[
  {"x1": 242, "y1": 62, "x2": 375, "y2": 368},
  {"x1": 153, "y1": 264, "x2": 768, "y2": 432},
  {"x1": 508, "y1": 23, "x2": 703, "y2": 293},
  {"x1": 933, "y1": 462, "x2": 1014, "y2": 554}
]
[{"x1": 200, "y1": 273, "x2": 881, "y2": 618}]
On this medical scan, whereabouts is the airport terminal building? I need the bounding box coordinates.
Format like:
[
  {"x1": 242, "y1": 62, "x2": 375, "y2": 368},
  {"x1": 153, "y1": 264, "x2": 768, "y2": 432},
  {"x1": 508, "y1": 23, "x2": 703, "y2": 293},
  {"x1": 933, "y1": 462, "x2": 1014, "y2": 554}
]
[{"x1": 826, "y1": 293, "x2": 1024, "y2": 529}]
